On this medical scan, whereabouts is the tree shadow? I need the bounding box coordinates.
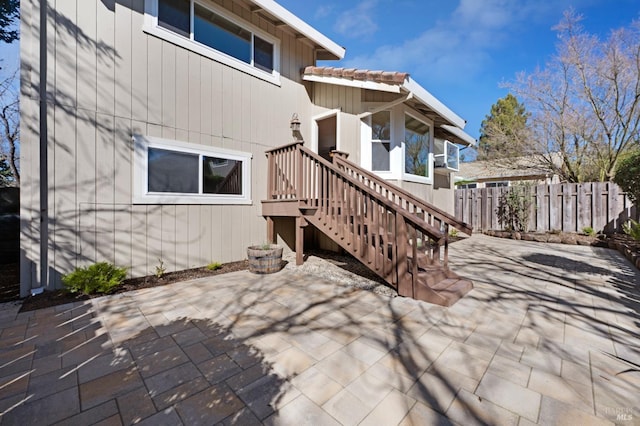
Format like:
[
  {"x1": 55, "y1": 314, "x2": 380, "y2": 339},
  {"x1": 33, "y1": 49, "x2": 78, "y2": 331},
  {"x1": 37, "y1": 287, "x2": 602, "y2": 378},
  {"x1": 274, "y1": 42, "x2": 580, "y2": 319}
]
[
  {"x1": 445, "y1": 236, "x2": 640, "y2": 419},
  {"x1": 522, "y1": 253, "x2": 613, "y2": 275},
  {"x1": 0, "y1": 305, "x2": 287, "y2": 424}
]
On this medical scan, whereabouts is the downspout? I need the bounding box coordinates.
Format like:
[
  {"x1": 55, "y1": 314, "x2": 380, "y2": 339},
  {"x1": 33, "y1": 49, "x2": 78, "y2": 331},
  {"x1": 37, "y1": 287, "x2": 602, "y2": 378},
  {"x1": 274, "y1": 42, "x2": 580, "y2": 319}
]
[{"x1": 37, "y1": 0, "x2": 49, "y2": 294}]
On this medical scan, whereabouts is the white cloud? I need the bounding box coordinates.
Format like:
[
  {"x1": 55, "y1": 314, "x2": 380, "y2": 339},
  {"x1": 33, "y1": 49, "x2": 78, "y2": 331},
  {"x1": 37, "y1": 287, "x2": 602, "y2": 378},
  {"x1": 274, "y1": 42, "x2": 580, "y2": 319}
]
[
  {"x1": 342, "y1": 0, "x2": 585, "y2": 82},
  {"x1": 334, "y1": 0, "x2": 379, "y2": 39},
  {"x1": 314, "y1": 5, "x2": 334, "y2": 20}
]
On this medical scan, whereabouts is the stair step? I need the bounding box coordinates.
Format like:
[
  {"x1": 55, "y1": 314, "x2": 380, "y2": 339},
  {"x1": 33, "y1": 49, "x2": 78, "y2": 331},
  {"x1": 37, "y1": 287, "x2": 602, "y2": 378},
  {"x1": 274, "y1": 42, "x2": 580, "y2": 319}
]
[
  {"x1": 413, "y1": 275, "x2": 473, "y2": 307},
  {"x1": 415, "y1": 268, "x2": 448, "y2": 286},
  {"x1": 432, "y1": 279, "x2": 473, "y2": 306},
  {"x1": 431, "y1": 278, "x2": 460, "y2": 291}
]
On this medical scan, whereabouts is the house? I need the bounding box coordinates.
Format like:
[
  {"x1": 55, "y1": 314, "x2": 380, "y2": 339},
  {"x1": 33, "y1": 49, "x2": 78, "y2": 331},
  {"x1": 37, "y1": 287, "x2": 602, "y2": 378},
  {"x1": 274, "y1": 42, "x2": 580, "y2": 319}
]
[
  {"x1": 20, "y1": 0, "x2": 475, "y2": 304},
  {"x1": 457, "y1": 156, "x2": 561, "y2": 189}
]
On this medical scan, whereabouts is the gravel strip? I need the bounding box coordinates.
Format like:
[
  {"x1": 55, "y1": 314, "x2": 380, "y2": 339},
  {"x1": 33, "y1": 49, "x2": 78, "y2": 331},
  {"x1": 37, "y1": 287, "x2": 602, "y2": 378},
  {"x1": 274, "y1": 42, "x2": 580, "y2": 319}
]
[{"x1": 282, "y1": 250, "x2": 398, "y2": 297}]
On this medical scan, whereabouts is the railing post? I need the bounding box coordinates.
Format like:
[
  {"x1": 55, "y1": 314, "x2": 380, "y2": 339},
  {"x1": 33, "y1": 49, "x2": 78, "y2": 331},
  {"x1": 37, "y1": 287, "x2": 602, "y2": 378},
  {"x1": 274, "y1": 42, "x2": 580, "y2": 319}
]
[
  {"x1": 296, "y1": 216, "x2": 306, "y2": 265},
  {"x1": 266, "y1": 152, "x2": 274, "y2": 199},
  {"x1": 396, "y1": 214, "x2": 412, "y2": 298}
]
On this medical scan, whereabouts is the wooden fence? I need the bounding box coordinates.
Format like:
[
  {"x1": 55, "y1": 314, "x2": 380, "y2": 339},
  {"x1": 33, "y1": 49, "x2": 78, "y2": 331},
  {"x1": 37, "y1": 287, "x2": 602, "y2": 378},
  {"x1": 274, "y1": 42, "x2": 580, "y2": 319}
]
[{"x1": 455, "y1": 182, "x2": 637, "y2": 234}]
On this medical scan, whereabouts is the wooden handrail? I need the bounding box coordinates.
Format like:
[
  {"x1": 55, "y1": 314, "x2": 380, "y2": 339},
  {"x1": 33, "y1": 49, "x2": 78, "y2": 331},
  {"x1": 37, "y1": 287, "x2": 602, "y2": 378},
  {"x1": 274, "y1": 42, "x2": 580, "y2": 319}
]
[
  {"x1": 265, "y1": 142, "x2": 466, "y2": 279},
  {"x1": 333, "y1": 156, "x2": 473, "y2": 235},
  {"x1": 296, "y1": 146, "x2": 445, "y2": 240},
  {"x1": 264, "y1": 141, "x2": 303, "y2": 154},
  {"x1": 265, "y1": 141, "x2": 473, "y2": 302}
]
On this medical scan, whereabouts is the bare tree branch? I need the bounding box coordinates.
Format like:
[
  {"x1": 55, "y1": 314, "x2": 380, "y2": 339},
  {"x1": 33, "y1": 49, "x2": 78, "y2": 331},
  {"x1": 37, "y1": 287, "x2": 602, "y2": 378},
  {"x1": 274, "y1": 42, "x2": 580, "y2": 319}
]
[
  {"x1": 0, "y1": 69, "x2": 19, "y2": 186},
  {"x1": 505, "y1": 11, "x2": 640, "y2": 183}
]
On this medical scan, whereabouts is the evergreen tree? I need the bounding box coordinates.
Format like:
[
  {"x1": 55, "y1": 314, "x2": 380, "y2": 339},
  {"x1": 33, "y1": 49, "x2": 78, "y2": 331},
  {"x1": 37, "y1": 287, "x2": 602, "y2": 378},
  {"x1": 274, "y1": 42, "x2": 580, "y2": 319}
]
[
  {"x1": 478, "y1": 94, "x2": 530, "y2": 160},
  {"x1": 0, "y1": 0, "x2": 19, "y2": 43}
]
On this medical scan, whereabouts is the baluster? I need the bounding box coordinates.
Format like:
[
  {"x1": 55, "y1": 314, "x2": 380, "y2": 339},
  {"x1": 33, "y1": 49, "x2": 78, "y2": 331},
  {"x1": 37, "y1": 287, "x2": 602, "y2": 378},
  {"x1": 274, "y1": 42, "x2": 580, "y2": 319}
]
[{"x1": 296, "y1": 145, "x2": 302, "y2": 200}]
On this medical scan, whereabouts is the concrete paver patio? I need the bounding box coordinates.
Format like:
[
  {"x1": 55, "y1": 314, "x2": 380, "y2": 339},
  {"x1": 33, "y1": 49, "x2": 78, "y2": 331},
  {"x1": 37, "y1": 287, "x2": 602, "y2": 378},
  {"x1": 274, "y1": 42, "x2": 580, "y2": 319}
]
[{"x1": 0, "y1": 234, "x2": 638, "y2": 425}]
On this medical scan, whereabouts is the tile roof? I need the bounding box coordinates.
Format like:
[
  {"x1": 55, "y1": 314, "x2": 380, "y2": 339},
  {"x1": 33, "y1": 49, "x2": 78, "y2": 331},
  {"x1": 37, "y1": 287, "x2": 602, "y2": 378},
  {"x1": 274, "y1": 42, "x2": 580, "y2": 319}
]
[{"x1": 303, "y1": 66, "x2": 409, "y2": 85}]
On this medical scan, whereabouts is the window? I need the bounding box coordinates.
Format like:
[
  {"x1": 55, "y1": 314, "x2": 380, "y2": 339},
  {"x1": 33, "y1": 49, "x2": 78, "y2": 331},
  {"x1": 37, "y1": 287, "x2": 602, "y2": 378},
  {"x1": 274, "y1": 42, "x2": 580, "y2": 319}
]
[
  {"x1": 434, "y1": 140, "x2": 460, "y2": 171},
  {"x1": 486, "y1": 181, "x2": 509, "y2": 188},
  {"x1": 404, "y1": 114, "x2": 430, "y2": 178},
  {"x1": 371, "y1": 111, "x2": 391, "y2": 171},
  {"x1": 457, "y1": 183, "x2": 477, "y2": 189},
  {"x1": 158, "y1": 0, "x2": 189, "y2": 36},
  {"x1": 145, "y1": 0, "x2": 280, "y2": 84},
  {"x1": 134, "y1": 135, "x2": 252, "y2": 204}
]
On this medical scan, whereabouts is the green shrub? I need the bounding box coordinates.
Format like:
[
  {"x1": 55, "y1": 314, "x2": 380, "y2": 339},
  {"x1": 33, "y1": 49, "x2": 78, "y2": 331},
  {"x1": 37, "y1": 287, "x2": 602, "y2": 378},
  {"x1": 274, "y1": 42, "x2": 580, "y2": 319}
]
[
  {"x1": 623, "y1": 219, "x2": 640, "y2": 241},
  {"x1": 614, "y1": 149, "x2": 640, "y2": 205},
  {"x1": 582, "y1": 226, "x2": 595, "y2": 237},
  {"x1": 206, "y1": 262, "x2": 222, "y2": 271},
  {"x1": 496, "y1": 184, "x2": 532, "y2": 232},
  {"x1": 62, "y1": 262, "x2": 127, "y2": 295}
]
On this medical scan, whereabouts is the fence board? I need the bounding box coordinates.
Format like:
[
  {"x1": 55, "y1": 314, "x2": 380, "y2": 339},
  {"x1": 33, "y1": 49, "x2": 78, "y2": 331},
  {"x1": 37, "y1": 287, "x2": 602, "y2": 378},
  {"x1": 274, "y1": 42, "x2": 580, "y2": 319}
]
[
  {"x1": 455, "y1": 182, "x2": 633, "y2": 234},
  {"x1": 577, "y1": 183, "x2": 590, "y2": 230}
]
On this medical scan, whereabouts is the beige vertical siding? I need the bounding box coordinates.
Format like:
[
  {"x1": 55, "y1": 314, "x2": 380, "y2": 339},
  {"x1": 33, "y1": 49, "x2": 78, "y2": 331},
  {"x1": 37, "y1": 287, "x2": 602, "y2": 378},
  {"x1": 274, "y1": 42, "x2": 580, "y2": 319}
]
[{"x1": 20, "y1": 0, "x2": 319, "y2": 292}]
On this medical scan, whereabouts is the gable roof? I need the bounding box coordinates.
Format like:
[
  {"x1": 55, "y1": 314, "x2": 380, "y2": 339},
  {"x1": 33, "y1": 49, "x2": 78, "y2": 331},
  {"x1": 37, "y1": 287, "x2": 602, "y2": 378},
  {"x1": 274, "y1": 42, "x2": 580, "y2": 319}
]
[
  {"x1": 248, "y1": 0, "x2": 345, "y2": 60},
  {"x1": 303, "y1": 66, "x2": 476, "y2": 147}
]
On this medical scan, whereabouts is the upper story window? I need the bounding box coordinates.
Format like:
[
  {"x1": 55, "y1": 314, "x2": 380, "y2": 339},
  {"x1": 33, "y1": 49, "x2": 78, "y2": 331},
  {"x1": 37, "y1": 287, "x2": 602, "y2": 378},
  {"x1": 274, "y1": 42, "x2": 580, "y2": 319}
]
[
  {"x1": 145, "y1": 0, "x2": 280, "y2": 84},
  {"x1": 371, "y1": 111, "x2": 391, "y2": 171},
  {"x1": 404, "y1": 113, "x2": 431, "y2": 179}
]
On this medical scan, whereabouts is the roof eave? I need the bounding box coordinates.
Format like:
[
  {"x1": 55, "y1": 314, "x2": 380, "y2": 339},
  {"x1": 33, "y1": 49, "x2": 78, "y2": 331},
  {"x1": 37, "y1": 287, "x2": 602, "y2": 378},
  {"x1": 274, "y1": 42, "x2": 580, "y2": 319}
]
[
  {"x1": 402, "y1": 77, "x2": 466, "y2": 129},
  {"x1": 440, "y1": 124, "x2": 477, "y2": 147},
  {"x1": 249, "y1": 0, "x2": 345, "y2": 60}
]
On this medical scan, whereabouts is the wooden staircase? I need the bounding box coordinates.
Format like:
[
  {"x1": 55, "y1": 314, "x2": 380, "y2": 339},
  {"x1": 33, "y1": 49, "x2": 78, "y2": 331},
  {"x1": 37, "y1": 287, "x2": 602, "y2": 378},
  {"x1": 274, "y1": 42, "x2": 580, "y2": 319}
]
[{"x1": 262, "y1": 142, "x2": 473, "y2": 307}]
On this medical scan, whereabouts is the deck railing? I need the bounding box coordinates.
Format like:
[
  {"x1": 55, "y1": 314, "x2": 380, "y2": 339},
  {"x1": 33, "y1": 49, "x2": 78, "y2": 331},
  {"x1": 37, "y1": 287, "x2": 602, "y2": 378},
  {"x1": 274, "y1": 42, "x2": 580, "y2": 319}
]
[{"x1": 265, "y1": 142, "x2": 471, "y2": 293}]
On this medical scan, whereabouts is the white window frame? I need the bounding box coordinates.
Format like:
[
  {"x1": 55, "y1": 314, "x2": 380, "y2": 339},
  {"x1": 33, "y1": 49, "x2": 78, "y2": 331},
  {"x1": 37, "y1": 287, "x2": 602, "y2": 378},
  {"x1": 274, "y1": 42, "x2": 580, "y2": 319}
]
[
  {"x1": 434, "y1": 139, "x2": 460, "y2": 172},
  {"x1": 369, "y1": 110, "x2": 392, "y2": 173},
  {"x1": 143, "y1": 0, "x2": 281, "y2": 86},
  {"x1": 401, "y1": 110, "x2": 433, "y2": 185},
  {"x1": 360, "y1": 103, "x2": 434, "y2": 184},
  {"x1": 133, "y1": 135, "x2": 252, "y2": 205}
]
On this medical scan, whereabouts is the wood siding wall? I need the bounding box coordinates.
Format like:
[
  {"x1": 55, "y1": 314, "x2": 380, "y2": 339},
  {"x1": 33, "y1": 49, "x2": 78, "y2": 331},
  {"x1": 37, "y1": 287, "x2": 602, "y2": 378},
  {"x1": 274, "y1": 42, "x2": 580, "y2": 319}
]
[
  {"x1": 455, "y1": 182, "x2": 637, "y2": 234},
  {"x1": 20, "y1": 0, "x2": 319, "y2": 293}
]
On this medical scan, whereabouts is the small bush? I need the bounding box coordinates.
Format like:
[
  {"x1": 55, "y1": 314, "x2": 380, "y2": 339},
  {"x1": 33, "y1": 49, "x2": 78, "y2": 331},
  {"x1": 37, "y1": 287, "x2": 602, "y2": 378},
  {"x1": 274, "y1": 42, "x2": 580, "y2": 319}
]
[
  {"x1": 623, "y1": 219, "x2": 640, "y2": 241},
  {"x1": 155, "y1": 258, "x2": 166, "y2": 278},
  {"x1": 496, "y1": 184, "x2": 532, "y2": 232},
  {"x1": 582, "y1": 226, "x2": 595, "y2": 237},
  {"x1": 206, "y1": 262, "x2": 222, "y2": 271},
  {"x1": 62, "y1": 262, "x2": 127, "y2": 295},
  {"x1": 449, "y1": 228, "x2": 459, "y2": 237}
]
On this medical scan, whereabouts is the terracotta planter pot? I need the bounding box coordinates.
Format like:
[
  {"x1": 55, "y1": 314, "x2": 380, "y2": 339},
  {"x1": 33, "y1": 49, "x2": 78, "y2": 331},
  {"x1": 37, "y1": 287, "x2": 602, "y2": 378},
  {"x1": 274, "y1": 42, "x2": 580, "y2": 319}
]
[{"x1": 247, "y1": 245, "x2": 284, "y2": 274}]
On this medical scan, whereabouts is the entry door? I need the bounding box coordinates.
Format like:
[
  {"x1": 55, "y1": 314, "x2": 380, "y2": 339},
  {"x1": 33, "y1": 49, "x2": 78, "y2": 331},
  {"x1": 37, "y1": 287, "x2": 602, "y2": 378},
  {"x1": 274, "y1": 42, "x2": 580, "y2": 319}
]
[{"x1": 316, "y1": 115, "x2": 337, "y2": 162}]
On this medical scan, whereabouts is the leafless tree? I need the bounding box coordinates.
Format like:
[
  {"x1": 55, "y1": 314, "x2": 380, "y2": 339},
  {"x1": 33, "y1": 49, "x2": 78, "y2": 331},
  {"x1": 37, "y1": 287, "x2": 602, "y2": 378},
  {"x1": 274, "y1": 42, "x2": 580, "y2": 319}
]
[
  {"x1": 0, "y1": 68, "x2": 19, "y2": 186},
  {"x1": 506, "y1": 11, "x2": 640, "y2": 183}
]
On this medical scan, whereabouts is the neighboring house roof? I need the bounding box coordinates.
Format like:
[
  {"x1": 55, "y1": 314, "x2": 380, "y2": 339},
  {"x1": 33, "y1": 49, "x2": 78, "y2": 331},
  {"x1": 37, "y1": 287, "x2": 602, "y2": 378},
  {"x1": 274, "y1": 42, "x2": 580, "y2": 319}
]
[
  {"x1": 458, "y1": 157, "x2": 555, "y2": 182},
  {"x1": 248, "y1": 0, "x2": 345, "y2": 60},
  {"x1": 302, "y1": 66, "x2": 476, "y2": 147}
]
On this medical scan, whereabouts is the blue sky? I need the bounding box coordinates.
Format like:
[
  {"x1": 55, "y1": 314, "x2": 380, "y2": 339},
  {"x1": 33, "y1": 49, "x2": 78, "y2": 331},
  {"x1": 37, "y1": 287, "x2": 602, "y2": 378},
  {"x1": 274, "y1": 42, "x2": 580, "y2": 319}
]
[
  {"x1": 277, "y1": 0, "x2": 640, "y2": 140},
  {"x1": 1, "y1": 0, "x2": 638, "y2": 141}
]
